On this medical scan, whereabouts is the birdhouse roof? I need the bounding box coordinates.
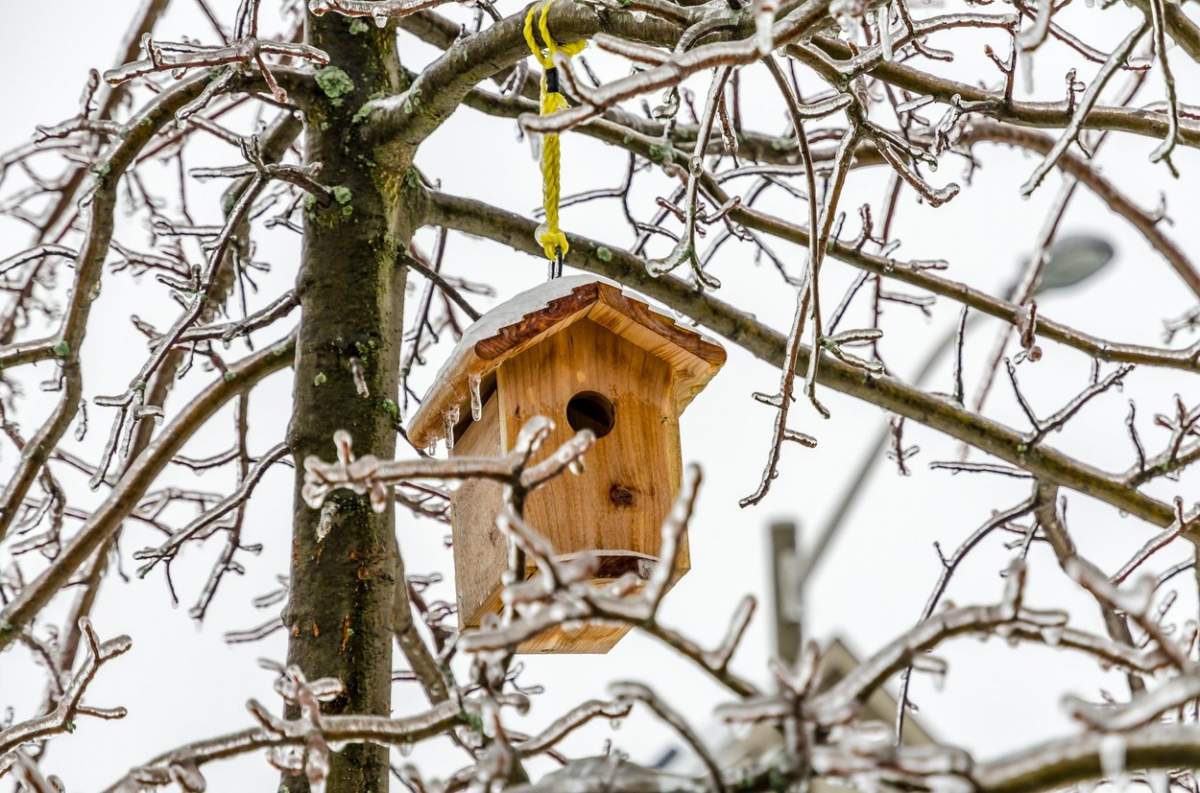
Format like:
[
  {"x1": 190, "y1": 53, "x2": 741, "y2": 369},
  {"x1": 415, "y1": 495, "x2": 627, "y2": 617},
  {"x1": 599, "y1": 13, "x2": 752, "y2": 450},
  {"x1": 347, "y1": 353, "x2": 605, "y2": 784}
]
[{"x1": 408, "y1": 276, "x2": 726, "y2": 448}]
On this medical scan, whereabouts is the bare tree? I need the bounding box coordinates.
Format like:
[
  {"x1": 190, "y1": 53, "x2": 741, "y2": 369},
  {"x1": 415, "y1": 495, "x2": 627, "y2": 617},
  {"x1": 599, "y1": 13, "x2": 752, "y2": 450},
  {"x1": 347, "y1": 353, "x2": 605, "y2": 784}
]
[{"x1": 0, "y1": 0, "x2": 1199, "y2": 791}]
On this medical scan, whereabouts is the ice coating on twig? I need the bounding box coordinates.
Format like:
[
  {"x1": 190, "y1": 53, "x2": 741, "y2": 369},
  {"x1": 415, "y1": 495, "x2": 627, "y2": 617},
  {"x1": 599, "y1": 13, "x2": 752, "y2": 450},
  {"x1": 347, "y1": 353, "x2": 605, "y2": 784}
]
[{"x1": 300, "y1": 418, "x2": 594, "y2": 518}]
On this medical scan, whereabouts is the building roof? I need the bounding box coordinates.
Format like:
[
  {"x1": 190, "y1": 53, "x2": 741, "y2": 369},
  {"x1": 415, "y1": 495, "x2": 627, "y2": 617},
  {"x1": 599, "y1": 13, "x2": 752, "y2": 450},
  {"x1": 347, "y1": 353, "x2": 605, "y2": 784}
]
[
  {"x1": 408, "y1": 276, "x2": 726, "y2": 449},
  {"x1": 654, "y1": 637, "x2": 935, "y2": 778}
]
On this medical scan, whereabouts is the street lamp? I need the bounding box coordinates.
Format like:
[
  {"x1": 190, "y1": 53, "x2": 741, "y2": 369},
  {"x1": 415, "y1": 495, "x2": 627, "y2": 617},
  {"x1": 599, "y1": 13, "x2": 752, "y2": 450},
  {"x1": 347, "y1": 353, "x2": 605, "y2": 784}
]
[{"x1": 795, "y1": 234, "x2": 1115, "y2": 591}]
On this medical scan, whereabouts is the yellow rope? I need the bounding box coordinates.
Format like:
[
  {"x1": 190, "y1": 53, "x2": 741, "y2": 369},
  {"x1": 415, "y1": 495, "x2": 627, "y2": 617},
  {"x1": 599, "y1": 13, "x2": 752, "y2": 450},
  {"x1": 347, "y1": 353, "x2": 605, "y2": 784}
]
[{"x1": 523, "y1": 0, "x2": 585, "y2": 265}]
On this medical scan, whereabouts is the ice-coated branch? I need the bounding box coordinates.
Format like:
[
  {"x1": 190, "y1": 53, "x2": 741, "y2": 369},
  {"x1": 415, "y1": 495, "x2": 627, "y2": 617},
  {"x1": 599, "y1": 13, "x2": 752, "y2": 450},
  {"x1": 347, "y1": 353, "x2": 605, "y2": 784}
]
[
  {"x1": 1064, "y1": 674, "x2": 1200, "y2": 733},
  {"x1": 102, "y1": 691, "x2": 463, "y2": 791},
  {"x1": 512, "y1": 699, "x2": 632, "y2": 758},
  {"x1": 1123, "y1": 396, "x2": 1200, "y2": 486},
  {"x1": 0, "y1": 65, "x2": 313, "y2": 550},
  {"x1": 971, "y1": 725, "x2": 1200, "y2": 793},
  {"x1": 1111, "y1": 497, "x2": 1199, "y2": 585},
  {"x1": 1004, "y1": 361, "x2": 1133, "y2": 445},
  {"x1": 104, "y1": 0, "x2": 327, "y2": 105},
  {"x1": 643, "y1": 66, "x2": 733, "y2": 289},
  {"x1": 1065, "y1": 558, "x2": 1194, "y2": 671},
  {"x1": 132, "y1": 441, "x2": 290, "y2": 577},
  {"x1": 1034, "y1": 483, "x2": 1147, "y2": 695},
  {"x1": 736, "y1": 56, "x2": 822, "y2": 508},
  {"x1": 300, "y1": 417, "x2": 595, "y2": 514},
  {"x1": 0, "y1": 618, "x2": 130, "y2": 775},
  {"x1": 519, "y1": 0, "x2": 833, "y2": 136},
  {"x1": 0, "y1": 333, "x2": 297, "y2": 653},
  {"x1": 1019, "y1": 20, "x2": 1147, "y2": 197},
  {"x1": 611, "y1": 682, "x2": 727, "y2": 792},
  {"x1": 959, "y1": 120, "x2": 1200, "y2": 301},
  {"x1": 809, "y1": 560, "x2": 1170, "y2": 725}
]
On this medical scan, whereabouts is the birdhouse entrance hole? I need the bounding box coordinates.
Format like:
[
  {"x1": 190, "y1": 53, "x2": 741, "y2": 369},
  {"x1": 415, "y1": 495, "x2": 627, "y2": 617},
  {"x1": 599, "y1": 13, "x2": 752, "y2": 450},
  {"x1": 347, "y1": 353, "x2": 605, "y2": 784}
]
[{"x1": 566, "y1": 391, "x2": 615, "y2": 439}]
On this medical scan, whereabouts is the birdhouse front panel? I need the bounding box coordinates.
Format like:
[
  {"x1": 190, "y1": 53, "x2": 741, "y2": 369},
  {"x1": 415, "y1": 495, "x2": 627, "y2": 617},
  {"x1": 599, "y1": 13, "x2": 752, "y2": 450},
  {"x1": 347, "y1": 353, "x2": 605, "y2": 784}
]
[
  {"x1": 451, "y1": 319, "x2": 688, "y2": 654},
  {"x1": 410, "y1": 277, "x2": 726, "y2": 655},
  {"x1": 499, "y1": 316, "x2": 687, "y2": 580}
]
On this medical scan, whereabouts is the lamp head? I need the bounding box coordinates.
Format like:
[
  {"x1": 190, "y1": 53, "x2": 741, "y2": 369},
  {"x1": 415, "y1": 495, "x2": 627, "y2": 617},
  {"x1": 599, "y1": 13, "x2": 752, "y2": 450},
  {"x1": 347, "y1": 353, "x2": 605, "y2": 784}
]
[{"x1": 1035, "y1": 235, "x2": 1115, "y2": 294}]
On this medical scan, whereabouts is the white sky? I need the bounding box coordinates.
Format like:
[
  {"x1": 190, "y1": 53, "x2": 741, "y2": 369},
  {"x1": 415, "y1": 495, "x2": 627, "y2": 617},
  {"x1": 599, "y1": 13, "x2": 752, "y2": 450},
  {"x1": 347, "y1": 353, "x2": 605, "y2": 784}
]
[{"x1": 1, "y1": 0, "x2": 1199, "y2": 790}]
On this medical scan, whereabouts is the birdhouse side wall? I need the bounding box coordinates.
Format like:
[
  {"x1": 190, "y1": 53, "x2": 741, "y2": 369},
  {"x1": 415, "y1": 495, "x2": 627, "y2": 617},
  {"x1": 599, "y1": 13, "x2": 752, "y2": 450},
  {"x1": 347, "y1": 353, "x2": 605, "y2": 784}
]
[
  {"x1": 448, "y1": 391, "x2": 508, "y2": 630},
  {"x1": 497, "y1": 318, "x2": 689, "y2": 573}
]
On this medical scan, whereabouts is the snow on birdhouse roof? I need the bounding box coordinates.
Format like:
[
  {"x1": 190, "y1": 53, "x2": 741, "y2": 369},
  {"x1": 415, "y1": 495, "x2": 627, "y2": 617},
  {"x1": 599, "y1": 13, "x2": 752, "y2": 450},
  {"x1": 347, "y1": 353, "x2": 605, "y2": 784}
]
[{"x1": 408, "y1": 276, "x2": 726, "y2": 448}]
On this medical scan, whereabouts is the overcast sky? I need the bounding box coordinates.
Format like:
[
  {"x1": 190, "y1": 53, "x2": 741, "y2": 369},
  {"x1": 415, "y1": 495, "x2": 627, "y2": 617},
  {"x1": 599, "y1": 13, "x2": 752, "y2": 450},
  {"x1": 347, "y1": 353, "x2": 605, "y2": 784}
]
[{"x1": 1, "y1": 1, "x2": 1199, "y2": 790}]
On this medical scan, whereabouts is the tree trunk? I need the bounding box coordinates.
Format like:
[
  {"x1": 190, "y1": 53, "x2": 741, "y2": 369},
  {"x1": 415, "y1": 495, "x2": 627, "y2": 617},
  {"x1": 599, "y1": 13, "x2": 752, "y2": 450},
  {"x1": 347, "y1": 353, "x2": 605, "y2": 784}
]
[{"x1": 284, "y1": 12, "x2": 412, "y2": 793}]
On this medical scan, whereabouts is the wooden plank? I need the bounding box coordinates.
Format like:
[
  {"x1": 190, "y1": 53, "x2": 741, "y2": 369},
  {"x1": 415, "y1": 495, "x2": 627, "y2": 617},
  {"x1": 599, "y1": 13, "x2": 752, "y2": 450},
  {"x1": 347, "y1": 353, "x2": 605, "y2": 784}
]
[
  {"x1": 518, "y1": 622, "x2": 629, "y2": 654},
  {"x1": 449, "y1": 392, "x2": 507, "y2": 630},
  {"x1": 496, "y1": 318, "x2": 690, "y2": 653}
]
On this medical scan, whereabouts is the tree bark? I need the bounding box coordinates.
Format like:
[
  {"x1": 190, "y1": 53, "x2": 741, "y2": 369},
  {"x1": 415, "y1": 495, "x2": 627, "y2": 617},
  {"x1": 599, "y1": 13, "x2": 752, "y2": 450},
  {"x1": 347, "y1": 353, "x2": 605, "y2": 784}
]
[{"x1": 284, "y1": 12, "x2": 413, "y2": 793}]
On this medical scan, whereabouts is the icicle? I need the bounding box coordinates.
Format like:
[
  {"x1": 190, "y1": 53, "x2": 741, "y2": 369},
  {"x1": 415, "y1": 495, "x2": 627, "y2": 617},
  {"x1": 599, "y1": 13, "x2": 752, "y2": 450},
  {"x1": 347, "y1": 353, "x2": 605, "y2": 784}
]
[
  {"x1": 372, "y1": 6, "x2": 389, "y2": 27},
  {"x1": 877, "y1": 4, "x2": 893, "y2": 62},
  {"x1": 350, "y1": 357, "x2": 369, "y2": 398},
  {"x1": 426, "y1": 436, "x2": 439, "y2": 456},
  {"x1": 469, "y1": 373, "x2": 483, "y2": 421},
  {"x1": 316, "y1": 501, "x2": 336, "y2": 543},
  {"x1": 995, "y1": 623, "x2": 1019, "y2": 647},
  {"x1": 1000, "y1": 558, "x2": 1027, "y2": 618},
  {"x1": 727, "y1": 721, "x2": 753, "y2": 740},
  {"x1": 443, "y1": 404, "x2": 460, "y2": 452},
  {"x1": 752, "y1": 391, "x2": 784, "y2": 407},
  {"x1": 1040, "y1": 624, "x2": 1064, "y2": 646},
  {"x1": 928, "y1": 776, "x2": 975, "y2": 793},
  {"x1": 168, "y1": 762, "x2": 206, "y2": 792},
  {"x1": 1149, "y1": 771, "x2": 1169, "y2": 793},
  {"x1": 1100, "y1": 735, "x2": 1127, "y2": 791},
  {"x1": 1020, "y1": 51, "x2": 1034, "y2": 93},
  {"x1": 913, "y1": 655, "x2": 948, "y2": 691},
  {"x1": 753, "y1": 0, "x2": 777, "y2": 55}
]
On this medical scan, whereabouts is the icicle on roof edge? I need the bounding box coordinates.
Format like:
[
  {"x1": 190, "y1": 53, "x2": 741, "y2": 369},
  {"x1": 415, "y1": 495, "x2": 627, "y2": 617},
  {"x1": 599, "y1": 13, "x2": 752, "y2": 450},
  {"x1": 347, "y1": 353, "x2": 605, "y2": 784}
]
[{"x1": 407, "y1": 275, "x2": 726, "y2": 449}]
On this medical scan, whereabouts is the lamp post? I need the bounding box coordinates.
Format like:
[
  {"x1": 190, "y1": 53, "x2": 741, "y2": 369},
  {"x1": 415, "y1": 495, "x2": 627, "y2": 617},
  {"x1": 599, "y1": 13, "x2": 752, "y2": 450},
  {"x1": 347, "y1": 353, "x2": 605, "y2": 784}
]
[{"x1": 795, "y1": 235, "x2": 1115, "y2": 592}]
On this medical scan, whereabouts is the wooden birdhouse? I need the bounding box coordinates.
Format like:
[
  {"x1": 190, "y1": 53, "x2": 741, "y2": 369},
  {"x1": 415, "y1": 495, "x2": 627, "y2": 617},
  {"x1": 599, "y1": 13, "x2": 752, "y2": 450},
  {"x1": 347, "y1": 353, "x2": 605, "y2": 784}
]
[{"x1": 408, "y1": 276, "x2": 726, "y2": 653}]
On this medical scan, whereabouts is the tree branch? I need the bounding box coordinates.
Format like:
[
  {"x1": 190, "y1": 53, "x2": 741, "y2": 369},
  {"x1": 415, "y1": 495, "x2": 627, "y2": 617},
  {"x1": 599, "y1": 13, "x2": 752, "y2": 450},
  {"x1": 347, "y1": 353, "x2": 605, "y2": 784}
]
[{"x1": 423, "y1": 189, "x2": 1179, "y2": 528}]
